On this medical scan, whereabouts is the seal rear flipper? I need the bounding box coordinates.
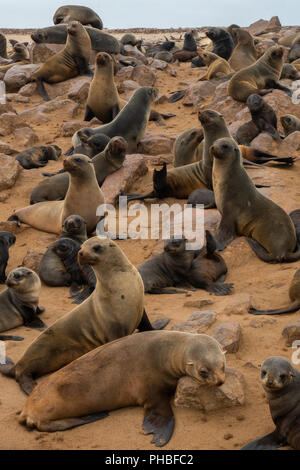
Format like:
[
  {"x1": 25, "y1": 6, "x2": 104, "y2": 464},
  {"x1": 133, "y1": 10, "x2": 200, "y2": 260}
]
[
  {"x1": 0, "y1": 335, "x2": 23, "y2": 341},
  {"x1": 17, "y1": 373, "x2": 37, "y2": 395},
  {"x1": 125, "y1": 191, "x2": 157, "y2": 202},
  {"x1": 168, "y1": 90, "x2": 187, "y2": 103},
  {"x1": 249, "y1": 301, "x2": 300, "y2": 315},
  {"x1": 148, "y1": 287, "x2": 187, "y2": 294},
  {"x1": 205, "y1": 281, "x2": 234, "y2": 296},
  {"x1": 64, "y1": 146, "x2": 74, "y2": 156},
  {"x1": 137, "y1": 310, "x2": 170, "y2": 331},
  {"x1": 143, "y1": 400, "x2": 175, "y2": 447},
  {"x1": 265, "y1": 79, "x2": 292, "y2": 97},
  {"x1": 0, "y1": 357, "x2": 15, "y2": 377},
  {"x1": 42, "y1": 168, "x2": 66, "y2": 177},
  {"x1": 33, "y1": 412, "x2": 109, "y2": 432},
  {"x1": 7, "y1": 214, "x2": 21, "y2": 226},
  {"x1": 241, "y1": 431, "x2": 287, "y2": 450},
  {"x1": 35, "y1": 78, "x2": 51, "y2": 102},
  {"x1": 25, "y1": 317, "x2": 48, "y2": 331},
  {"x1": 84, "y1": 105, "x2": 95, "y2": 122},
  {"x1": 247, "y1": 239, "x2": 300, "y2": 263}
]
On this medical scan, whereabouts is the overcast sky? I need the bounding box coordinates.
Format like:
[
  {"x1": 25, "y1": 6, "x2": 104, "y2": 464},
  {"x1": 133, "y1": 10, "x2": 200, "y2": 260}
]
[{"x1": 0, "y1": 0, "x2": 299, "y2": 29}]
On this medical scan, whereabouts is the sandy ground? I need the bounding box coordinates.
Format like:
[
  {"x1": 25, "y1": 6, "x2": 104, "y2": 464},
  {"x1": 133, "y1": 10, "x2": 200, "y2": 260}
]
[{"x1": 0, "y1": 32, "x2": 299, "y2": 451}]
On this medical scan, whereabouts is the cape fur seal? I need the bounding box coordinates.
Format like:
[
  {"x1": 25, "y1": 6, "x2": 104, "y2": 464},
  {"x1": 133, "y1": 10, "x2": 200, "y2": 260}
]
[
  {"x1": 242, "y1": 357, "x2": 300, "y2": 450},
  {"x1": 228, "y1": 28, "x2": 258, "y2": 71},
  {"x1": 16, "y1": 145, "x2": 61, "y2": 170},
  {"x1": 32, "y1": 21, "x2": 92, "y2": 101},
  {"x1": 31, "y1": 25, "x2": 120, "y2": 54},
  {"x1": 30, "y1": 137, "x2": 126, "y2": 203},
  {"x1": 18, "y1": 330, "x2": 226, "y2": 447},
  {"x1": 0, "y1": 237, "x2": 145, "y2": 395},
  {"x1": 0, "y1": 231, "x2": 16, "y2": 283},
  {"x1": 211, "y1": 137, "x2": 300, "y2": 262},
  {"x1": 72, "y1": 86, "x2": 158, "y2": 153},
  {"x1": 0, "y1": 268, "x2": 46, "y2": 336},
  {"x1": 53, "y1": 5, "x2": 103, "y2": 30},
  {"x1": 9, "y1": 154, "x2": 105, "y2": 235},
  {"x1": 288, "y1": 34, "x2": 300, "y2": 63},
  {"x1": 228, "y1": 46, "x2": 291, "y2": 102},
  {"x1": 249, "y1": 267, "x2": 300, "y2": 315},
  {"x1": 0, "y1": 33, "x2": 7, "y2": 58},
  {"x1": 281, "y1": 114, "x2": 300, "y2": 136},
  {"x1": 198, "y1": 51, "x2": 231, "y2": 80},
  {"x1": 280, "y1": 63, "x2": 300, "y2": 80},
  {"x1": 205, "y1": 27, "x2": 234, "y2": 60}
]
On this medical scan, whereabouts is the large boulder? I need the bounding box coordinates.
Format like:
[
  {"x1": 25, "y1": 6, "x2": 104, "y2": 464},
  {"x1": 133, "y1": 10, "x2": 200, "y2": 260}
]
[
  {"x1": 4, "y1": 64, "x2": 40, "y2": 92},
  {"x1": 0, "y1": 154, "x2": 22, "y2": 190}
]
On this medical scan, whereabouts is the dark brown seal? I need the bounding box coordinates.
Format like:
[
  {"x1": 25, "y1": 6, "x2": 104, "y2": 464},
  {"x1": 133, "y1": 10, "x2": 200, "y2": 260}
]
[
  {"x1": 16, "y1": 145, "x2": 61, "y2": 170},
  {"x1": 53, "y1": 5, "x2": 103, "y2": 29}
]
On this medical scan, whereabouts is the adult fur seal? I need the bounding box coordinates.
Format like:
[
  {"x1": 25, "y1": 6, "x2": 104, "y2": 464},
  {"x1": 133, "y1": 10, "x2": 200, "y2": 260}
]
[
  {"x1": 205, "y1": 27, "x2": 234, "y2": 60},
  {"x1": 0, "y1": 268, "x2": 46, "y2": 336},
  {"x1": 0, "y1": 237, "x2": 170, "y2": 394},
  {"x1": 211, "y1": 137, "x2": 300, "y2": 262},
  {"x1": 242, "y1": 357, "x2": 300, "y2": 450},
  {"x1": 198, "y1": 51, "x2": 231, "y2": 80},
  {"x1": 228, "y1": 28, "x2": 258, "y2": 71},
  {"x1": 16, "y1": 145, "x2": 61, "y2": 170},
  {"x1": 30, "y1": 137, "x2": 126, "y2": 203},
  {"x1": 249, "y1": 267, "x2": 300, "y2": 315},
  {"x1": 9, "y1": 154, "x2": 105, "y2": 235},
  {"x1": 72, "y1": 87, "x2": 158, "y2": 153},
  {"x1": 18, "y1": 330, "x2": 226, "y2": 446},
  {"x1": 31, "y1": 25, "x2": 120, "y2": 54},
  {"x1": 53, "y1": 5, "x2": 103, "y2": 29},
  {"x1": 0, "y1": 231, "x2": 16, "y2": 283},
  {"x1": 281, "y1": 114, "x2": 300, "y2": 136},
  {"x1": 228, "y1": 46, "x2": 291, "y2": 102},
  {"x1": 32, "y1": 21, "x2": 92, "y2": 101}
]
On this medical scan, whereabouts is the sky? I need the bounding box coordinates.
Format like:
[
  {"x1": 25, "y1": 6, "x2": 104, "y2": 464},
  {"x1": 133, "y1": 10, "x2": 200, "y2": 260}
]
[{"x1": 0, "y1": 0, "x2": 299, "y2": 29}]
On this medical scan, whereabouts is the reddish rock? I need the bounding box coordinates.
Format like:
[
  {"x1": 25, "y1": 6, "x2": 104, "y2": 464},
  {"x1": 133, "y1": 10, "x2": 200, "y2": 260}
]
[
  {"x1": 14, "y1": 127, "x2": 39, "y2": 146},
  {"x1": 183, "y1": 80, "x2": 218, "y2": 107},
  {"x1": 67, "y1": 77, "x2": 91, "y2": 104},
  {"x1": 184, "y1": 299, "x2": 214, "y2": 308},
  {"x1": 4, "y1": 64, "x2": 40, "y2": 92},
  {"x1": 132, "y1": 65, "x2": 156, "y2": 86},
  {"x1": 222, "y1": 293, "x2": 252, "y2": 316},
  {"x1": 138, "y1": 134, "x2": 174, "y2": 155},
  {"x1": 212, "y1": 322, "x2": 242, "y2": 353},
  {"x1": 0, "y1": 113, "x2": 28, "y2": 136},
  {"x1": 282, "y1": 319, "x2": 300, "y2": 346},
  {"x1": 0, "y1": 141, "x2": 18, "y2": 155},
  {"x1": 0, "y1": 154, "x2": 22, "y2": 190},
  {"x1": 171, "y1": 310, "x2": 217, "y2": 333},
  {"x1": 22, "y1": 249, "x2": 44, "y2": 273},
  {"x1": 116, "y1": 66, "x2": 134, "y2": 80}
]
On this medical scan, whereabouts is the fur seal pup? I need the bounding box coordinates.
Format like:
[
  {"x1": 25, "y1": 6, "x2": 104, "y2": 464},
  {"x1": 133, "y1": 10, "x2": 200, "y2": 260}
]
[
  {"x1": 205, "y1": 27, "x2": 234, "y2": 60},
  {"x1": 228, "y1": 28, "x2": 258, "y2": 71},
  {"x1": 288, "y1": 34, "x2": 300, "y2": 63},
  {"x1": 30, "y1": 137, "x2": 126, "y2": 204},
  {"x1": 16, "y1": 145, "x2": 61, "y2": 170},
  {"x1": 187, "y1": 189, "x2": 216, "y2": 209},
  {"x1": 280, "y1": 63, "x2": 300, "y2": 80},
  {"x1": 146, "y1": 40, "x2": 175, "y2": 57},
  {"x1": 0, "y1": 231, "x2": 16, "y2": 283},
  {"x1": 32, "y1": 21, "x2": 92, "y2": 102},
  {"x1": 31, "y1": 25, "x2": 120, "y2": 54},
  {"x1": 242, "y1": 357, "x2": 300, "y2": 450},
  {"x1": 0, "y1": 268, "x2": 46, "y2": 336},
  {"x1": 281, "y1": 114, "x2": 300, "y2": 136},
  {"x1": 9, "y1": 154, "x2": 105, "y2": 235},
  {"x1": 39, "y1": 215, "x2": 88, "y2": 287},
  {"x1": 0, "y1": 237, "x2": 146, "y2": 395},
  {"x1": 72, "y1": 86, "x2": 158, "y2": 153},
  {"x1": 198, "y1": 51, "x2": 231, "y2": 80},
  {"x1": 53, "y1": 5, "x2": 103, "y2": 29},
  {"x1": 18, "y1": 330, "x2": 226, "y2": 445},
  {"x1": 228, "y1": 46, "x2": 291, "y2": 102},
  {"x1": 174, "y1": 127, "x2": 204, "y2": 167},
  {"x1": 211, "y1": 137, "x2": 300, "y2": 261},
  {"x1": 249, "y1": 267, "x2": 300, "y2": 315}
]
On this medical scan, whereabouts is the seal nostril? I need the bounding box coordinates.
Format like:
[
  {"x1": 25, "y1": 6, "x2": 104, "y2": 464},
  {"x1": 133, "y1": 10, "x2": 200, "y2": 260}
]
[{"x1": 217, "y1": 380, "x2": 223, "y2": 387}]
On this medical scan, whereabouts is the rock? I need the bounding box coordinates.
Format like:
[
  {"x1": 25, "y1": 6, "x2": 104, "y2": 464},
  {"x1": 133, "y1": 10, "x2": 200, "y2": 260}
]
[
  {"x1": 123, "y1": 45, "x2": 148, "y2": 64},
  {"x1": 101, "y1": 154, "x2": 148, "y2": 205},
  {"x1": 184, "y1": 299, "x2": 214, "y2": 308},
  {"x1": 170, "y1": 69, "x2": 177, "y2": 77},
  {"x1": 14, "y1": 127, "x2": 39, "y2": 146},
  {"x1": 22, "y1": 249, "x2": 44, "y2": 273},
  {"x1": 18, "y1": 82, "x2": 37, "y2": 97},
  {"x1": 61, "y1": 121, "x2": 95, "y2": 137},
  {"x1": 204, "y1": 210, "x2": 221, "y2": 232},
  {"x1": 183, "y1": 81, "x2": 217, "y2": 106},
  {"x1": 251, "y1": 132, "x2": 279, "y2": 153},
  {"x1": 0, "y1": 141, "x2": 18, "y2": 155},
  {"x1": 171, "y1": 310, "x2": 217, "y2": 333},
  {"x1": 0, "y1": 103, "x2": 16, "y2": 115},
  {"x1": 116, "y1": 66, "x2": 134, "y2": 80},
  {"x1": 0, "y1": 221, "x2": 28, "y2": 235},
  {"x1": 0, "y1": 113, "x2": 28, "y2": 136},
  {"x1": 149, "y1": 59, "x2": 169, "y2": 70},
  {"x1": 211, "y1": 322, "x2": 242, "y2": 353},
  {"x1": 282, "y1": 319, "x2": 300, "y2": 346},
  {"x1": 222, "y1": 293, "x2": 251, "y2": 316},
  {"x1": 4, "y1": 64, "x2": 40, "y2": 92},
  {"x1": 249, "y1": 318, "x2": 277, "y2": 328},
  {"x1": 247, "y1": 19, "x2": 271, "y2": 36},
  {"x1": 19, "y1": 98, "x2": 80, "y2": 123},
  {"x1": 30, "y1": 43, "x2": 62, "y2": 63},
  {"x1": 281, "y1": 131, "x2": 300, "y2": 154},
  {"x1": 138, "y1": 134, "x2": 174, "y2": 155},
  {"x1": 131, "y1": 65, "x2": 156, "y2": 86},
  {"x1": 154, "y1": 94, "x2": 168, "y2": 105},
  {"x1": 119, "y1": 80, "x2": 139, "y2": 93},
  {"x1": 67, "y1": 77, "x2": 91, "y2": 104},
  {"x1": 0, "y1": 154, "x2": 22, "y2": 190},
  {"x1": 174, "y1": 367, "x2": 245, "y2": 411},
  {"x1": 141, "y1": 154, "x2": 173, "y2": 165}
]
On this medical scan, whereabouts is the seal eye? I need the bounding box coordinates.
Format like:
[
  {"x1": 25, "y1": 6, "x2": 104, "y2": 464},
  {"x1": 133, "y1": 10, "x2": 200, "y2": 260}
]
[
  {"x1": 261, "y1": 370, "x2": 267, "y2": 377},
  {"x1": 199, "y1": 369, "x2": 209, "y2": 379},
  {"x1": 280, "y1": 374, "x2": 287, "y2": 381},
  {"x1": 14, "y1": 273, "x2": 22, "y2": 280},
  {"x1": 93, "y1": 245, "x2": 102, "y2": 253}
]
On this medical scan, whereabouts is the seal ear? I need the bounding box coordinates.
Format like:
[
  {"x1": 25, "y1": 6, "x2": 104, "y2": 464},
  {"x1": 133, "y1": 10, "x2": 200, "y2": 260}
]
[{"x1": 186, "y1": 361, "x2": 194, "y2": 365}]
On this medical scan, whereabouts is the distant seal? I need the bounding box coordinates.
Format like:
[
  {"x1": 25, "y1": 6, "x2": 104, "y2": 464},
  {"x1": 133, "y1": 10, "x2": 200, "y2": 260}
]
[
  {"x1": 228, "y1": 46, "x2": 291, "y2": 102},
  {"x1": 249, "y1": 267, "x2": 300, "y2": 315},
  {"x1": 154, "y1": 51, "x2": 173, "y2": 63},
  {"x1": 211, "y1": 137, "x2": 300, "y2": 262},
  {"x1": 0, "y1": 268, "x2": 46, "y2": 335},
  {"x1": 205, "y1": 27, "x2": 234, "y2": 60},
  {"x1": 0, "y1": 231, "x2": 16, "y2": 283},
  {"x1": 72, "y1": 86, "x2": 158, "y2": 153},
  {"x1": 227, "y1": 24, "x2": 240, "y2": 45},
  {"x1": 17, "y1": 330, "x2": 226, "y2": 446},
  {"x1": 32, "y1": 21, "x2": 92, "y2": 101},
  {"x1": 281, "y1": 114, "x2": 300, "y2": 136},
  {"x1": 30, "y1": 137, "x2": 126, "y2": 203},
  {"x1": 53, "y1": 5, "x2": 103, "y2": 29},
  {"x1": 198, "y1": 51, "x2": 231, "y2": 80},
  {"x1": 228, "y1": 28, "x2": 258, "y2": 71},
  {"x1": 31, "y1": 25, "x2": 120, "y2": 54},
  {"x1": 0, "y1": 42, "x2": 30, "y2": 72},
  {"x1": 242, "y1": 357, "x2": 300, "y2": 450},
  {"x1": 9, "y1": 154, "x2": 105, "y2": 235},
  {"x1": 288, "y1": 34, "x2": 300, "y2": 62},
  {"x1": 16, "y1": 145, "x2": 61, "y2": 170},
  {"x1": 146, "y1": 40, "x2": 175, "y2": 57},
  {"x1": 183, "y1": 32, "x2": 197, "y2": 51}
]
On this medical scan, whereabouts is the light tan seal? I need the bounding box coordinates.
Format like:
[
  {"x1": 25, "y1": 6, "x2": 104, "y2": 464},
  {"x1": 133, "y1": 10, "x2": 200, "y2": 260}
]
[
  {"x1": 17, "y1": 330, "x2": 226, "y2": 447},
  {"x1": 8, "y1": 154, "x2": 105, "y2": 235},
  {"x1": 228, "y1": 28, "x2": 258, "y2": 71},
  {"x1": 211, "y1": 137, "x2": 300, "y2": 262},
  {"x1": 198, "y1": 51, "x2": 231, "y2": 80},
  {"x1": 32, "y1": 21, "x2": 91, "y2": 101}
]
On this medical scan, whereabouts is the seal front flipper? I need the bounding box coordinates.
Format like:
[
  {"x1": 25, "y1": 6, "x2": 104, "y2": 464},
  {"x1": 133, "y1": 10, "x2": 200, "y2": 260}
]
[
  {"x1": 20, "y1": 305, "x2": 47, "y2": 331},
  {"x1": 247, "y1": 239, "x2": 300, "y2": 263},
  {"x1": 215, "y1": 217, "x2": 236, "y2": 251},
  {"x1": 35, "y1": 78, "x2": 51, "y2": 102},
  {"x1": 0, "y1": 335, "x2": 23, "y2": 341},
  {"x1": 168, "y1": 90, "x2": 187, "y2": 103},
  {"x1": 84, "y1": 105, "x2": 95, "y2": 121},
  {"x1": 265, "y1": 79, "x2": 292, "y2": 97},
  {"x1": 30, "y1": 412, "x2": 109, "y2": 432},
  {"x1": 143, "y1": 399, "x2": 175, "y2": 447},
  {"x1": 205, "y1": 281, "x2": 234, "y2": 296},
  {"x1": 149, "y1": 287, "x2": 187, "y2": 294},
  {"x1": 241, "y1": 431, "x2": 286, "y2": 450},
  {"x1": 73, "y1": 56, "x2": 92, "y2": 76},
  {"x1": 137, "y1": 309, "x2": 170, "y2": 331}
]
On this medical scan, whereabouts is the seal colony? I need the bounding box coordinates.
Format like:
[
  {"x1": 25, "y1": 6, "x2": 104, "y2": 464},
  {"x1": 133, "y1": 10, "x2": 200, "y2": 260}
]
[{"x1": 0, "y1": 4, "x2": 299, "y2": 452}]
